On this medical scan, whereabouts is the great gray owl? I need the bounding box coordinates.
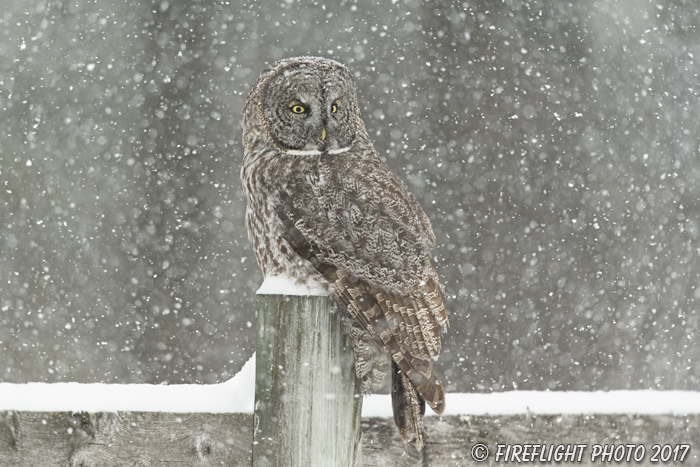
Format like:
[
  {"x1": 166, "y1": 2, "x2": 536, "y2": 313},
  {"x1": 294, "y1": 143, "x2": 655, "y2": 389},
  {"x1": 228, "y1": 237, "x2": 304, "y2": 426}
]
[{"x1": 241, "y1": 56, "x2": 448, "y2": 448}]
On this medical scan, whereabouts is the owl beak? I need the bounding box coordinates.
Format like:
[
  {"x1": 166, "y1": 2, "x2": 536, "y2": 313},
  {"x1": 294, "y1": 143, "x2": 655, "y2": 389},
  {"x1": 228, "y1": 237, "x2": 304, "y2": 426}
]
[{"x1": 321, "y1": 127, "x2": 327, "y2": 141}]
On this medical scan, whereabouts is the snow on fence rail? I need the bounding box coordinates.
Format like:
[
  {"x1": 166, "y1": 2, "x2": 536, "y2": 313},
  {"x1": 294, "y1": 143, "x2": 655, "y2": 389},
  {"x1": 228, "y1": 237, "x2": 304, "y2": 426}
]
[{"x1": 2, "y1": 362, "x2": 700, "y2": 416}]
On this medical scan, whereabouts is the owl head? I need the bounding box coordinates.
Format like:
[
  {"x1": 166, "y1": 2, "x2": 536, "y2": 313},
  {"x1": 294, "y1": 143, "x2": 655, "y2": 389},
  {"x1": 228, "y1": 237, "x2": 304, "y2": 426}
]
[{"x1": 244, "y1": 57, "x2": 361, "y2": 156}]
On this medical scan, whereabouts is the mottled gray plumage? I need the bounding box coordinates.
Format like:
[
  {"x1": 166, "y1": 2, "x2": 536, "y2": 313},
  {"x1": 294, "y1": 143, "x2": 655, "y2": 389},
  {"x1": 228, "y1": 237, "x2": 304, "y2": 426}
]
[{"x1": 241, "y1": 56, "x2": 448, "y2": 448}]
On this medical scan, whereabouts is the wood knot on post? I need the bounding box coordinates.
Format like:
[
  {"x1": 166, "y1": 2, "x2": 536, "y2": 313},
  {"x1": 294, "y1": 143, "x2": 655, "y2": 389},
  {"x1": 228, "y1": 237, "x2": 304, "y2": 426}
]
[
  {"x1": 68, "y1": 450, "x2": 98, "y2": 467},
  {"x1": 194, "y1": 433, "x2": 214, "y2": 461}
]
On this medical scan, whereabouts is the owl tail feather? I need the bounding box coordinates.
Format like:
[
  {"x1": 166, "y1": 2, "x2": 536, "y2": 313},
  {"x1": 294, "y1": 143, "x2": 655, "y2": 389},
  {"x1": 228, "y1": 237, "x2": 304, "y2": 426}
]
[{"x1": 391, "y1": 360, "x2": 426, "y2": 450}]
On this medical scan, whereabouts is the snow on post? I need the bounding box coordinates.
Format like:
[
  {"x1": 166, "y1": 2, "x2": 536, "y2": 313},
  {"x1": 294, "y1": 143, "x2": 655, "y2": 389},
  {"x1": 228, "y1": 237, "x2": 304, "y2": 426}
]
[{"x1": 253, "y1": 294, "x2": 362, "y2": 467}]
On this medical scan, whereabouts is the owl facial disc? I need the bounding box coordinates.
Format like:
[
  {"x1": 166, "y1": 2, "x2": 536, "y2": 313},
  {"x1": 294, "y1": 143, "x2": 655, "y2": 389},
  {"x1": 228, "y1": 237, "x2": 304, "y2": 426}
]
[{"x1": 261, "y1": 59, "x2": 358, "y2": 156}]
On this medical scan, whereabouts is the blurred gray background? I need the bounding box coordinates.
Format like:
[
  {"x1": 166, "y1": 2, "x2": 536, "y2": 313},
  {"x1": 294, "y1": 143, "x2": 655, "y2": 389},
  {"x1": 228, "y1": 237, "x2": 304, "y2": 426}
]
[{"x1": 1, "y1": 0, "x2": 698, "y2": 392}]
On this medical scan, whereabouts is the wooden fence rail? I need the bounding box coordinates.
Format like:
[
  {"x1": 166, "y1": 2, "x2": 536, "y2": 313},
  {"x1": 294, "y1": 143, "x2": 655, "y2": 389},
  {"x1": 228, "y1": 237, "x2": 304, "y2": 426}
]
[{"x1": 1, "y1": 411, "x2": 698, "y2": 466}]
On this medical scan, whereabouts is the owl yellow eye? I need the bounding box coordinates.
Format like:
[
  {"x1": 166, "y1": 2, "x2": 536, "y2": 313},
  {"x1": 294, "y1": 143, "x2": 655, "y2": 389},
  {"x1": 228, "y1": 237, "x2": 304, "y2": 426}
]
[
  {"x1": 331, "y1": 103, "x2": 338, "y2": 113},
  {"x1": 291, "y1": 105, "x2": 305, "y2": 114}
]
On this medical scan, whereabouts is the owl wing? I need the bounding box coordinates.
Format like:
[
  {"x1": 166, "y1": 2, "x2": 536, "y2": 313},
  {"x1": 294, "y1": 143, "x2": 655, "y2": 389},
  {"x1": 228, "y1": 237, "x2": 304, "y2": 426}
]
[{"x1": 274, "y1": 151, "x2": 448, "y2": 417}]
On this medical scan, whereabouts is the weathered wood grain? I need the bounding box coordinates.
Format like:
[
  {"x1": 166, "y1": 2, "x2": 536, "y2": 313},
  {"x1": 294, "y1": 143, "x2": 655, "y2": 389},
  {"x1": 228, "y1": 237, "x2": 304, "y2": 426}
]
[
  {"x1": 253, "y1": 295, "x2": 363, "y2": 467},
  {"x1": 361, "y1": 418, "x2": 423, "y2": 467},
  {"x1": 1, "y1": 413, "x2": 698, "y2": 466},
  {"x1": 418, "y1": 414, "x2": 700, "y2": 466},
  {"x1": 0, "y1": 411, "x2": 253, "y2": 466}
]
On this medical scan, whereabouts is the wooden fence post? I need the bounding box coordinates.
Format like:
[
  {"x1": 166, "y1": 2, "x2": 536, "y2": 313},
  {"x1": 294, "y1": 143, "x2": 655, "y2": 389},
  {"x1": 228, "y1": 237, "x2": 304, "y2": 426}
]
[{"x1": 253, "y1": 295, "x2": 363, "y2": 467}]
